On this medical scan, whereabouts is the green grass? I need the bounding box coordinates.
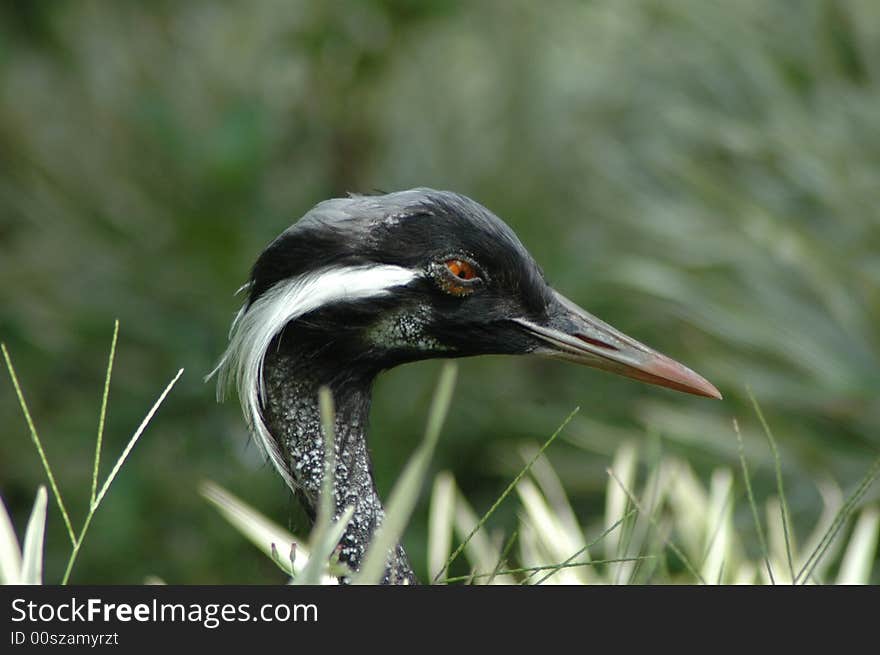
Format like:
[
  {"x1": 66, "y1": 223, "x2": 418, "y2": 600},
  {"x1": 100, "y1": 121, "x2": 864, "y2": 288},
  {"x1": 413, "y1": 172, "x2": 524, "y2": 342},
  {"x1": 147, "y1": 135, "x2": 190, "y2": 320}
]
[
  {"x1": 352, "y1": 363, "x2": 457, "y2": 584},
  {"x1": 1, "y1": 323, "x2": 183, "y2": 584},
  {"x1": 2, "y1": 0, "x2": 878, "y2": 583},
  {"x1": 205, "y1": 367, "x2": 880, "y2": 585},
  {"x1": 2, "y1": 325, "x2": 877, "y2": 584}
]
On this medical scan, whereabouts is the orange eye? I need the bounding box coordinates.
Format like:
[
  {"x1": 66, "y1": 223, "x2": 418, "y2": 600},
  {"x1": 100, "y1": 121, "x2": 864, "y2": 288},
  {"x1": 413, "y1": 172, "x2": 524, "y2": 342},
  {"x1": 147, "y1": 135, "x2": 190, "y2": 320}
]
[
  {"x1": 431, "y1": 257, "x2": 483, "y2": 296},
  {"x1": 445, "y1": 259, "x2": 476, "y2": 281}
]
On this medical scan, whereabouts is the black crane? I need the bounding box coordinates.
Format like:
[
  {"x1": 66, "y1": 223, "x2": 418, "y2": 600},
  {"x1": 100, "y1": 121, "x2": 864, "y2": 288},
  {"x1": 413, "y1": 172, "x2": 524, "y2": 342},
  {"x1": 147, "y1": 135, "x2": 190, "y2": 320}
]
[{"x1": 213, "y1": 188, "x2": 720, "y2": 584}]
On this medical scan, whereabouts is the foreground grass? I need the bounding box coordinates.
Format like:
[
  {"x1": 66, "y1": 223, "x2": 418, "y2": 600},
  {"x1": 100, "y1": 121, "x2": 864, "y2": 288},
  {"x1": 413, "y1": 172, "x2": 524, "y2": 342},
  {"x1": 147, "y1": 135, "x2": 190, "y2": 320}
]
[
  {"x1": 3, "y1": 0, "x2": 879, "y2": 583},
  {"x1": 206, "y1": 446, "x2": 879, "y2": 584},
  {"x1": 3, "y1": 329, "x2": 876, "y2": 584},
  {"x1": 205, "y1": 367, "x2": 880, "y2": 585},
  {"x1": 1, "y1": 323, "x2": 183, "y2": 584}
]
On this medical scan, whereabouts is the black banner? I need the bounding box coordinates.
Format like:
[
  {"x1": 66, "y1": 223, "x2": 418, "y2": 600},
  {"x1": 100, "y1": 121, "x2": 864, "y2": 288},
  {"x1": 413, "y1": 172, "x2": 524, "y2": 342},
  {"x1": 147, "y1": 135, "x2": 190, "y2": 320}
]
[{"x1": 0, "y1": 585, "x2": 872, "y2": 649}]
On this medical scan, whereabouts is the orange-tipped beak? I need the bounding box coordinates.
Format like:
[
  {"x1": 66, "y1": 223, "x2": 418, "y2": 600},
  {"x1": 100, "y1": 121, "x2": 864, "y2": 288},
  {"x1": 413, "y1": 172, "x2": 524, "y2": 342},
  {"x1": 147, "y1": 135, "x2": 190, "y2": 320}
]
[{"x1": 514, "y1": 291, "x2": 721, "y2": 400}]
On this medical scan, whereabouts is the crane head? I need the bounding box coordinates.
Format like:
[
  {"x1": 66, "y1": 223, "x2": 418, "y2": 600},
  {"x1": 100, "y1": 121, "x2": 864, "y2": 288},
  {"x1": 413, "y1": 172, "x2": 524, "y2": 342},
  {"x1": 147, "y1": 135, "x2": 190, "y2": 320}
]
[{"x1": 219, "y1": 188, "x2": 720, "y2": 402}]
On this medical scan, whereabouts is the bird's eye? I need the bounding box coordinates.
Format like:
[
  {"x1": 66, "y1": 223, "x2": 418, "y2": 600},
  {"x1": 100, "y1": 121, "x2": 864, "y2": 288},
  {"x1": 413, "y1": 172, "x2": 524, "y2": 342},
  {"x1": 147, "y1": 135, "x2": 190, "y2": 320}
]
[
  {"x1": 445, "y1": 259, "x2": 477, "y2": 281},
  {"x1": 429, "y1": 256, "x2": 484, "y2": 297}
]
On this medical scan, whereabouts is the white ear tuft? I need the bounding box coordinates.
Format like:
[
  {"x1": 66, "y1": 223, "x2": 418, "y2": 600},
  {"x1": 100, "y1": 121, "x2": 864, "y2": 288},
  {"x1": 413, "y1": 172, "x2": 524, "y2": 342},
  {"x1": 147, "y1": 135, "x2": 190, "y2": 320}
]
[{"x1": 209, "y1": 264, "x2": 419, "y2": 489}]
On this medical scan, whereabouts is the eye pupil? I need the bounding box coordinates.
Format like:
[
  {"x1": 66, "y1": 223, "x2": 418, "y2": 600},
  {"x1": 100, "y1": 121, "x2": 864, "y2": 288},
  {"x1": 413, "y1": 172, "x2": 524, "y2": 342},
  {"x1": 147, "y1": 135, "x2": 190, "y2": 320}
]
[
  {"x1": 446, "y1": 259, "x2": 474, "y2": 280},
  {"x1": 433, "y1": 258, "x2": 482, "y2": 296}
]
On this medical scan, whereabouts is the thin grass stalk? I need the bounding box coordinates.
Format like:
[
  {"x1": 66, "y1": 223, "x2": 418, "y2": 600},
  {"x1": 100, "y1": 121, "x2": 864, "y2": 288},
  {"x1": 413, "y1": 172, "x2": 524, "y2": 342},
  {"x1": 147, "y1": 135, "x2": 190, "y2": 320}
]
[
  {"x1": 91, "y1": 320, "x2": 119, "y2": 506},
  {"x1": 63, "y1": 367, "x2": 184, "y2": 584},
  {"x1": 734, "y1": 418, "x2": 775, "y2": 584},
  {"x1": 607, "y1": 466, "x2": 705, "y2": 584},
  {"x1": 615, "y1": 453, "x2": 665, "y2": 585},
  {"x1": 796, "y1": 456, "x2": 880, "y2": 584},
  {"x1": 92, "y1": 369, "x2": 183, "y2": 510},
  {"x1": 444, "y1": 557, "x2": 652, "y2": 584},
  {"x1": 353, "y1": 363, "x2": 457, "y2": 584},
  {"x1": 747, "y1": 388, "x2": 795, "y2": 583},
  {"x1": 534, "y1": 508, "x2": 637, "y2": 585},
  {"x1": 434, "y1": 405, "x2": 579, "y2": 583},
  {"x1": 487, "y1": 529, "x2": 518, "y2": 585},
  {"x1": 2, "y1": 344, "x2": 76, "y2": 546}
]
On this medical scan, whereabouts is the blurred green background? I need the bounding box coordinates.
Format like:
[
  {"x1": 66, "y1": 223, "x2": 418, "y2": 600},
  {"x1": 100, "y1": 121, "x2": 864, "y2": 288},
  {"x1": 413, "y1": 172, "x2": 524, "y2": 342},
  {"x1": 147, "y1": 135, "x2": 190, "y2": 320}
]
[{"x1": 1, "y1": 0, "x2": 878, "y2": 583}]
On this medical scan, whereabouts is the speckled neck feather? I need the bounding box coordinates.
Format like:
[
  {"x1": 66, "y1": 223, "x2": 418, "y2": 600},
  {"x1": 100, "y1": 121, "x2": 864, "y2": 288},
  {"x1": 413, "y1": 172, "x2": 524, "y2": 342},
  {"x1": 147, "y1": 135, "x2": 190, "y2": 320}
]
[{"x1": 261, "y1": 349, "x2": 415, "y2": 584}]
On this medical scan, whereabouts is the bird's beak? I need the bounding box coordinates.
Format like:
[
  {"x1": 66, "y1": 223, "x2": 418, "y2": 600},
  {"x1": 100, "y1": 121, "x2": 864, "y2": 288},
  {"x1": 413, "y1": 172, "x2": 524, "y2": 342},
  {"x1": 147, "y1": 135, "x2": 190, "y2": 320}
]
[{"x1": 513, "y1": 291, "x2": 722, "y2": 399}]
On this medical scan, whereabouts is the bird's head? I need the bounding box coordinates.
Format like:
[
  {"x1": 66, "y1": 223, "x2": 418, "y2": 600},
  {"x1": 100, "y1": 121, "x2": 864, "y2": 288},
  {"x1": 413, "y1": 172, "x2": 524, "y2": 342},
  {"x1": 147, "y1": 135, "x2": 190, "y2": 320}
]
[{"x1": 215, "y1": 188, "x2": 720, "y2": 404}]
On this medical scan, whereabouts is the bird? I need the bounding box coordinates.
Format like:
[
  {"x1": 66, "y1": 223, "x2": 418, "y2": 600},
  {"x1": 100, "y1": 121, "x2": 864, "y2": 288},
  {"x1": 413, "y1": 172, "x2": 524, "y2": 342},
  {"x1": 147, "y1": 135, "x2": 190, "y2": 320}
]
[{"x1": 212, "y1": 187, "x2": 721, "y2": 584}]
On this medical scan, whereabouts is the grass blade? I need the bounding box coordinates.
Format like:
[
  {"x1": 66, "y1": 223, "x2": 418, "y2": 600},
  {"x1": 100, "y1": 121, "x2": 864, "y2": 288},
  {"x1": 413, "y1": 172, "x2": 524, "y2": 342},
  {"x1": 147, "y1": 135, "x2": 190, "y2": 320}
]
[
  {"x1": 605, "y1": 442, "x2": 637, "y2": 562},
  {"x1": 62, "y1": 367, "x2": 184, "y2": 584},
  {"x1": 92, "y1": 368, "x2": 183, "y2": 509},
  {"x1": 835, "y1": 506, "x2": 879, "y2": 585},
  {"x1": 517, "y1": 477, "x2": 587, "y2": 582},
  {"x1": 428, "y1": 471, "x2": 456, "y2": 581},
  {"x1": 310, "y1": 388, "x2": 338, "y2": 542},
  {"x1": 533, "y1": 508, "x2": 637, "y2": 585},
  {"x1": 443, "y1": 557, "x2": 652, "y2": 584},
  {"x1": 487, "y1": 529, "x2": 518, "y2": 585},
  {"x1": 433, "y1": 405, "x2": 579, "y2": 583},
  {"x1": 747, "y1": 388, "x2": 795, "y2": 583},
  {"x1": 0, "y1": 494, "x2": 24, "y2": 585},
  {"x1": 451, "y1": 489, "x2": 513, "y2": 583},
  {"x1": 201, "y1": 481, "x2": 313, "y2": 579},
  {"x1": 353, "y1": 362, "x2": 457, "y2": 585},
  {"x1": 734, "y1": 418, "x2": 775, "y2": 584},
  {"x1": 796, "y1": 456, "x2": 880, "y2": 584},
  {"x1": 295, "y1": 506, "x2": 355, "y2": 585},
  {"x1": 91, "y1": 319, "x2": 119, "y2": 506},
  {"x1": 293, "y1": 388, "x2": 358, "y2": 584},
  {"x1": 20, "y1": 486, "x2": 48, "y2": 585},
  {"x1": 699, "y1": 469, "x2": 733, "y2": 583},
  {"x1": 2, "y1": 344, "x2": 76, "y2": 546},
  {"x1": 607, "y1": 466, "x2": 706, "y2": 584}
]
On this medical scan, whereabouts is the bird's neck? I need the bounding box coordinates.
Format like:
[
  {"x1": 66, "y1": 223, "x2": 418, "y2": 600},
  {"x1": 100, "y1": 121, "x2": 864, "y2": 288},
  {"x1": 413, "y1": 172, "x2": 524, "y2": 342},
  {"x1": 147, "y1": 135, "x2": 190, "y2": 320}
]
[{"x1": 261, "y1": 348, "x2": 415, "y2": 584}]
